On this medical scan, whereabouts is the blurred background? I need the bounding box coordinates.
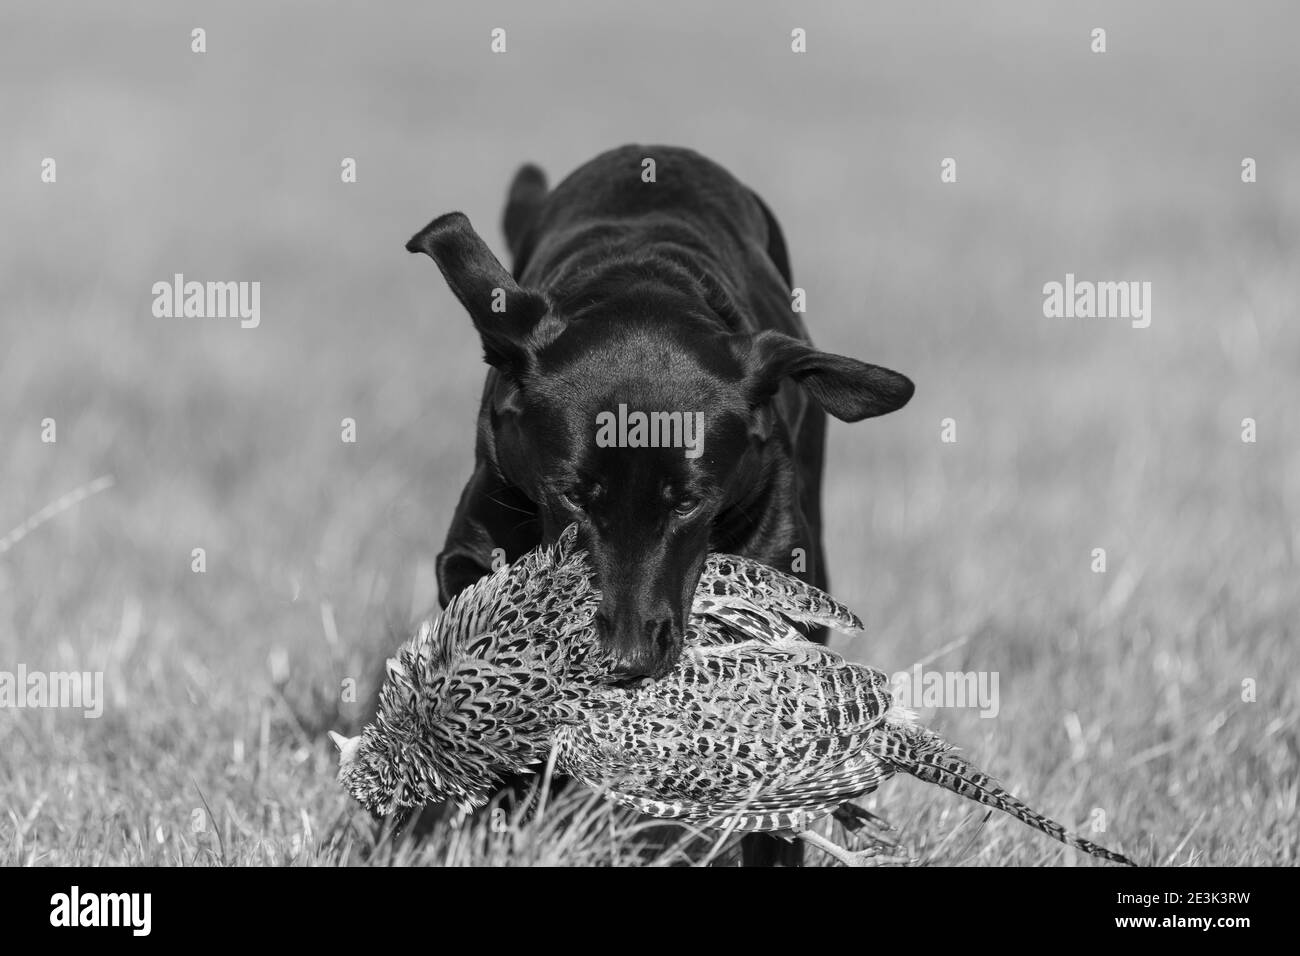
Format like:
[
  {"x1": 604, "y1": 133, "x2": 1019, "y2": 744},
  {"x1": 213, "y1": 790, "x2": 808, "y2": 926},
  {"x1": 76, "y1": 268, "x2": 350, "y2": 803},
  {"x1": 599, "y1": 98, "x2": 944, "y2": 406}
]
[{"x1": 1, "y1": 0, "x2": 1296, "y2": 864}]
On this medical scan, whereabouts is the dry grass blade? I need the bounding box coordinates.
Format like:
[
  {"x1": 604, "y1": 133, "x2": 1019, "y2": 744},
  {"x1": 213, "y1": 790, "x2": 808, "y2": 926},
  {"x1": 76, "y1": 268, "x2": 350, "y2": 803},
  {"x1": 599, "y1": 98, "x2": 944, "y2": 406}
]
[{"x1": 0, "y1": 474, "x2": 115, "y2": 555}]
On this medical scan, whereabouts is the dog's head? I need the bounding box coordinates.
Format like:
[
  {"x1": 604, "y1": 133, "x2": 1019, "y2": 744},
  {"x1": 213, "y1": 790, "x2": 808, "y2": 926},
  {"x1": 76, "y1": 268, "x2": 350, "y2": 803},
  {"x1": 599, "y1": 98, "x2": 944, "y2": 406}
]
[{"x1": 410, "y1": 212, "x2": 913, "y2": 678}]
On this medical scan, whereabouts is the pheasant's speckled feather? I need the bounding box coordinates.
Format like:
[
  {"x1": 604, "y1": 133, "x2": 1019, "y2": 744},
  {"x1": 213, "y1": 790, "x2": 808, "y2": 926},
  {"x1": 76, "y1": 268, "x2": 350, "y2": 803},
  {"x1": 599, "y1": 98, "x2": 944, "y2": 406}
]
[{"x1": 336, "y1": 526, "x2": 1134, "y2": 865}]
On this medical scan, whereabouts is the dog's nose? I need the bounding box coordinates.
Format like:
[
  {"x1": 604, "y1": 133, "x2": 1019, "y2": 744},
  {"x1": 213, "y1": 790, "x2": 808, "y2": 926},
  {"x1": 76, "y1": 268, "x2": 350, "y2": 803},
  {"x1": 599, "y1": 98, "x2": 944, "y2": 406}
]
[{"x1": 594, "y1": 609, "x2": 682, "y2": 679}]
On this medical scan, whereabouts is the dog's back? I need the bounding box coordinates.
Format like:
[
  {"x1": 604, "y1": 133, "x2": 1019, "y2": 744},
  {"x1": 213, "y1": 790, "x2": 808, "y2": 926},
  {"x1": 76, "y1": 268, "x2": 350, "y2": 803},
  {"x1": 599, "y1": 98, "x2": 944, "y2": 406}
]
[{"x1": 502, "y1": 145, "x2": 800, "y2": 340}]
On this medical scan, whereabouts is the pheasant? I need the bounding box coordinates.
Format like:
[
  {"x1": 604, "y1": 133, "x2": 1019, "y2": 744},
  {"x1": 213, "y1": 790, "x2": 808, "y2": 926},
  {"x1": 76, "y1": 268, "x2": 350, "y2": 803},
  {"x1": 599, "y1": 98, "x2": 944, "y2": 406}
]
[{"x1": 332, "y1": 526, "x2": 1135, "y2": 865}]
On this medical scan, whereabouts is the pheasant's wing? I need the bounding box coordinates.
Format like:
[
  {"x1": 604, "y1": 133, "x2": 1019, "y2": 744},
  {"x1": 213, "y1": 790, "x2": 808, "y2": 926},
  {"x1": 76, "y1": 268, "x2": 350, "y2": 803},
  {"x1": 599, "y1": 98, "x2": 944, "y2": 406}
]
[
  {"x1": 689, "y1": 596, "x2": 808, "y2": 647},
  {"x1": 633, "y1": 756, "x2": 899, "y2": 831},
  {"x1": 581, "y1": 750, "x2": 896, "y2": 832},
  {"x1": 697, "y1": 554, "x2": 864, "y2": 635},
  {"x1": 687, "y1": 616, "x2": 737, "y2": 647},
  {"x1": 560, "y1": 643, "x2": 896, "y2": 829}
]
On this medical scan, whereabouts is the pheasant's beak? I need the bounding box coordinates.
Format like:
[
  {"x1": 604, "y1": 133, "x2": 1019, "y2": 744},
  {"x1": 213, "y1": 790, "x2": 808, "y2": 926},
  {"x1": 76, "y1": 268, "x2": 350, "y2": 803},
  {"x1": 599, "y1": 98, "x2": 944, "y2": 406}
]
[{"x1": 328, "y1": 731, "x2": 356, "y2": 752}]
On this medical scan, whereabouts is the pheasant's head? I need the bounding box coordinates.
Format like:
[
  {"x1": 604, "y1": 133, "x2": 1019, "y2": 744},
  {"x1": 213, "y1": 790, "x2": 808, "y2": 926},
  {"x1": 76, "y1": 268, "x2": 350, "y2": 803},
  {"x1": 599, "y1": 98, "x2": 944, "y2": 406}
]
[
  {"x1": 330, "y1": 726, "x2": 423, "y2": 824},
  {"x1": 330, "y1": 730, "x2": 388, "y2": 812},
  {"x1": 331, "y1": 647, "x2": 537, "y2": 821},
  {"x1": 329, "y1": 708, "x2": 495, "y2": 824},
  {"x1": 331, "y1": 529, "x2": 597, "y2": 820}
]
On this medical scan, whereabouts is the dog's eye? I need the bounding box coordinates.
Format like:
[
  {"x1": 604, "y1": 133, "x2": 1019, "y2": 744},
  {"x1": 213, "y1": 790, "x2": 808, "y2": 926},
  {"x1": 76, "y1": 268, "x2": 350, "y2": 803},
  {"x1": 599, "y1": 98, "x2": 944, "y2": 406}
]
[
  {"x1": 673, "y1": 497, "x2": 701, "y2": 519},
  {"x1": 559, "y1": 492, "x2": 583, "y2": 512}
]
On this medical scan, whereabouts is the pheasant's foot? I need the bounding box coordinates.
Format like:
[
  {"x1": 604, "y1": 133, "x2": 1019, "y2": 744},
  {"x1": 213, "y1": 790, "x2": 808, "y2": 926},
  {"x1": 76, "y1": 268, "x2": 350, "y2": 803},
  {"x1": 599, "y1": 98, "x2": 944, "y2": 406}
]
[{"x1": 796, "y1": 828, "x2": 914, "y2": 867}]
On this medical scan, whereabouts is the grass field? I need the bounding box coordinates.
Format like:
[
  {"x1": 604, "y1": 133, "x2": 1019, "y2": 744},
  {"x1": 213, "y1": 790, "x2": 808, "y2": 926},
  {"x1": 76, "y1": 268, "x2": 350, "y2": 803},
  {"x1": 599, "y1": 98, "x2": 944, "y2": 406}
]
[{"x1": 1, "y1": 0, "x2": 1297, "y2": 865}]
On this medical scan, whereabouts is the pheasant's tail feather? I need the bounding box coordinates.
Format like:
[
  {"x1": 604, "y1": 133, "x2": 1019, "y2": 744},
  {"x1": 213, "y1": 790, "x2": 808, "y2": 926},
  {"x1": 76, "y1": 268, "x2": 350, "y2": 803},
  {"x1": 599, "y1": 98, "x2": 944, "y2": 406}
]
[
  {"x1": 879, "y1": 725, "x2": 1136, "y2": 866},
  {"x1": 700, "y1": 554, "x2": 864, "y2": 634}
]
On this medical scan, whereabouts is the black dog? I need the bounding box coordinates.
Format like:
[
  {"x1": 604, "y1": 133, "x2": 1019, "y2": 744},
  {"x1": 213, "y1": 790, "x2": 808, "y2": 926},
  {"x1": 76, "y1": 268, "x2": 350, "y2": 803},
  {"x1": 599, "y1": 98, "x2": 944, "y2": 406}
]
[{"x1": 407, "y1": 145, "x2": 912, "y2": 862}]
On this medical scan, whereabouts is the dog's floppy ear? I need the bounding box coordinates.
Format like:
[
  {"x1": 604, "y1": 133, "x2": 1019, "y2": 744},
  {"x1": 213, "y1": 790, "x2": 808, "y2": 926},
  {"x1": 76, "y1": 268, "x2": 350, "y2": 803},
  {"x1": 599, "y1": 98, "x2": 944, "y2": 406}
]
[
  {"x1": 407, "y1": 212, "x2": 549, "y2": 371},
  {"x1": 736, "y1": 330, "x2": 914, "y2": 423}
]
